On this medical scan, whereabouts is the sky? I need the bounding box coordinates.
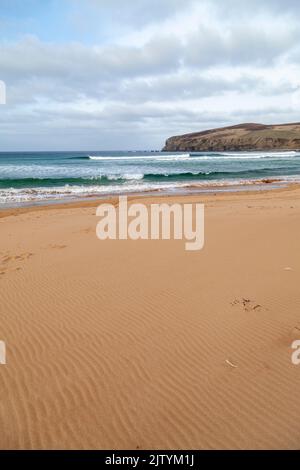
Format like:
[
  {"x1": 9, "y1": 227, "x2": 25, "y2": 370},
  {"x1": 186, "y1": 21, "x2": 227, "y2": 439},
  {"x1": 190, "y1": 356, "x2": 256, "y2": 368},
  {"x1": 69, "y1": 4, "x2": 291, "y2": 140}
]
[{"x1": 1, "y1": 0, "x2": 300, "y2": 150}]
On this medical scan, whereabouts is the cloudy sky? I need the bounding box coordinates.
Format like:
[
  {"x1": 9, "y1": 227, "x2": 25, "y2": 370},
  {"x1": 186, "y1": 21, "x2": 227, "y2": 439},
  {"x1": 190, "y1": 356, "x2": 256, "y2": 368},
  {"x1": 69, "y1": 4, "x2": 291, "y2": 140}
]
[{"x1": 1, "y1": 0, "x2": 300, "y2": 150}]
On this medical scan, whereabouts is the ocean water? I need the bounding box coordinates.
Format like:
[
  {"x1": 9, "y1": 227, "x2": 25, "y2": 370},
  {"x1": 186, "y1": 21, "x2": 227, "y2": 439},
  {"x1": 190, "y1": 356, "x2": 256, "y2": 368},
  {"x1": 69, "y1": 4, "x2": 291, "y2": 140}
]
[{"x1": 0, "y1": 150, "x2": 300, "y2": 206}]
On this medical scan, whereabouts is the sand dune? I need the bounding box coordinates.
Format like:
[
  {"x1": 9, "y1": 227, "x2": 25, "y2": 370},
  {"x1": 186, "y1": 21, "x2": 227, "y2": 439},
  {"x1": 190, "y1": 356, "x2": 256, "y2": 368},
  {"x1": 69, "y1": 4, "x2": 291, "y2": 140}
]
[{"x1": 0, "y1": 187, "x2": 300, "y2": 449}]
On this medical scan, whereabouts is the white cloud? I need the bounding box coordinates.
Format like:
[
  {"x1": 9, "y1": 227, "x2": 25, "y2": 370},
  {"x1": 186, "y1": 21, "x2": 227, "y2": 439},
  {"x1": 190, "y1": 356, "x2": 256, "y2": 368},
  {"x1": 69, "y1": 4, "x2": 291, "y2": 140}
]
[{"x1": 1, "y1": 0, "x2": 300, "y2": 149}]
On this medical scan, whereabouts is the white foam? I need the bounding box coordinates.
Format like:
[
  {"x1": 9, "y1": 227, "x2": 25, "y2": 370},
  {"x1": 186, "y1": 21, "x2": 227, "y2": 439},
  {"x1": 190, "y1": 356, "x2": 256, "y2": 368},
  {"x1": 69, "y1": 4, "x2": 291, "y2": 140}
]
[
  {"x1": 106, "y1": 173, "x2": 144, "y2": 181},
  {"x1": 189, "y1": 152, "x2": 299, "y2": 161},
  {"x1": 88, "y1": 153, "x2": 191, "y2": 161},
  {"x1": 1, "y1": 175, "x2": 299, "y2": 205},
  {"x1": 87, "y1": 151, "x2": 300, "y2": 163},
  {"x1": 0, "y1": 182, "x2": 184, "y2": 204}
]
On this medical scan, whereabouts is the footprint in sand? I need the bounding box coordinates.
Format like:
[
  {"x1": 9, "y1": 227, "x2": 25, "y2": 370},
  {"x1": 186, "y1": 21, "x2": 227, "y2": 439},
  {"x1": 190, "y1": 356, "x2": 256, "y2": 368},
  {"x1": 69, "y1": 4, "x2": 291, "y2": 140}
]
[
  {"x1": 0, "y1": 252, "x2": 34, "y2": 277},
  {"x1": 231, "y1": 298, "x2": 263, "y2": 312}
]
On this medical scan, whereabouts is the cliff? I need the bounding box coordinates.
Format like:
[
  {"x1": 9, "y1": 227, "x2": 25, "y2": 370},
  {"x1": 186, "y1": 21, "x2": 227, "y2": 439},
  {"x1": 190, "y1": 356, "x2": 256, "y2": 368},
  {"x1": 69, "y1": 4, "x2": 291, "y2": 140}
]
[{"x1": 162, "y1": 123, "x2": 300, "y2": 152}]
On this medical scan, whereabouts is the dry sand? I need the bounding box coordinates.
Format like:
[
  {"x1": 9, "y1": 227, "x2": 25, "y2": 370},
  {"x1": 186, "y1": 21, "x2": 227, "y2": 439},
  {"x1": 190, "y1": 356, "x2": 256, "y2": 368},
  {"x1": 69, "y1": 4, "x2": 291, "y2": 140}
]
[{"x1": 0, "y1": 186, "x2": 300, "y2": 449}]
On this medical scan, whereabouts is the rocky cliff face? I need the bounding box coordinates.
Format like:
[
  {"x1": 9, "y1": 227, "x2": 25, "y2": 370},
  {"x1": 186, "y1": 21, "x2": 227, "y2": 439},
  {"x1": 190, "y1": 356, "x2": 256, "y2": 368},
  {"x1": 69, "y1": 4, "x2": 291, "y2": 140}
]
[{"x1": 162, "y1": 123, "x2": 300, "y2": 152}]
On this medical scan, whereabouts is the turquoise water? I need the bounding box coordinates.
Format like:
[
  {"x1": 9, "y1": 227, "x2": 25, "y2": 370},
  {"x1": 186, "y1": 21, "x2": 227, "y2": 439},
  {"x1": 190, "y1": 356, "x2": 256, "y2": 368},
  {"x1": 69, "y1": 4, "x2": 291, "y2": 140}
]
[{"x1": 0, "y1": 150, "x2": 300, "y2": 206}]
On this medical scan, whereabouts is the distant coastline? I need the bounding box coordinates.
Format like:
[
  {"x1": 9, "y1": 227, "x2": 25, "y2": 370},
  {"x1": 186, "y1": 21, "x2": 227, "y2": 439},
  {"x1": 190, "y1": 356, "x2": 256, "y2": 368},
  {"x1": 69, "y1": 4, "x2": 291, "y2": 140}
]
[{"x1": 162, "y1": 122, "x2": 300, "y2": 152}]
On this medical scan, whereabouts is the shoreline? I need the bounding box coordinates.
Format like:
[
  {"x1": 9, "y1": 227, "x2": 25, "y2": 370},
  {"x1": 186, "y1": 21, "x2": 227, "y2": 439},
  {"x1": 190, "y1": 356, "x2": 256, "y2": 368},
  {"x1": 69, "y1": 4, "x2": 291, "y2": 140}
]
[
  {"x1": 2, "y1": 149, "x2": 300, "y2": 210},
  {"x1": 0, "y1": 180, "x2": 299, "y2": 219}
]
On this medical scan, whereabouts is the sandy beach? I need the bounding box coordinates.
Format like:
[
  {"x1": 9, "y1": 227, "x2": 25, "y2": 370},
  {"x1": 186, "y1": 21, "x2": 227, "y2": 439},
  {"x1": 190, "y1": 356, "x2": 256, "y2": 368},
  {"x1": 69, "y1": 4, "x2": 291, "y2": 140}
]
[{"x1": 0, "y1": 186, "x2": 300, "y2": 450}]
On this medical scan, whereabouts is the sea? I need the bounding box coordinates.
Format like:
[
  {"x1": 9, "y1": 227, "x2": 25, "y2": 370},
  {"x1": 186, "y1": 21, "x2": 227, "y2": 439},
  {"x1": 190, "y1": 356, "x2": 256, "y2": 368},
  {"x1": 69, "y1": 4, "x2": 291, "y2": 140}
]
[{"x1": 0, "y1": 150, "x2": 300, "y2": 207}]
